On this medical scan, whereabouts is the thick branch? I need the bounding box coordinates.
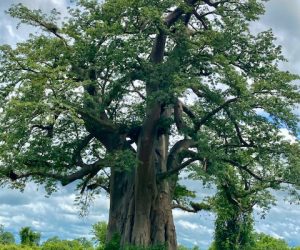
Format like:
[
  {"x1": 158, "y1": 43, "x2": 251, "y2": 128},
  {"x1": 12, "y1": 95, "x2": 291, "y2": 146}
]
[
  {"x1": 174, "y1": 99, "x2": 188, "y2": 132},
  {"x1": 159, "y1": 158, "x2": 197, "y2": 180},
  {"x1": 224, "y1": 108, "x2": 255, "y2": 148},
  {"x1": 195, "y1": 97, "x2": 238, "y2": 130},
  {"x1": 71, "y1": 134, "x2": 94, "y2": 166},
  {"x1": 150, "y1": 0, "x2": 198, "y2": 63},
  {"x1": 167, "y1": 139, "x2": 196, "y2": 170},
  {"x1": 202, "y1": 0, "x2": 228, "y2": 7},
  {"x1": 87, "y1": 180, "x2": 110, "y2": 194},
  {"x1": 182, "y1": 103, "x2": 197, "y2": 120},
  {"x1": 192, "y1": 9, "x2": 215, "y2": 29},
  {"x1": 25, "y1": 14, "x2": 68, "y2": 46},
  {"x1": 174, "y1": 99, "x2": 198, "y2": 135},
  {"x1": 223, "y1": 159, "x2": 263, "y2": 181},
  {"x1": 6, "y1": 160, "x2": 104, "y2": 186},
  {"x1": 77, "y1": 109, "x2": 122, "y2": 150},
  {"x1": 172, "y1": 201, "x2": 211, "y2": 213},
  {"x1": 60, "y1": 162, "x2": 103, "y2": 185},
  {"x1": 31, "y1": 124, "x2": 54, "y2": 137},
  {"x1": 172, "y1": 202, "x2": 197, "y2": 213}
]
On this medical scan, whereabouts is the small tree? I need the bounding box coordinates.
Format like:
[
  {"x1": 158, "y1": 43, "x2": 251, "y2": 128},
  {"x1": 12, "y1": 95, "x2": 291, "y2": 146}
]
[
  {"x1": 213, "y1": 181, "x2": 255, "y2": 250},
  {"x1": 0, "y1": 225, "x2": 15, "y2": 245},
  {"x1": 19, "y1": 227, "x2": 41, "y2": 246}
]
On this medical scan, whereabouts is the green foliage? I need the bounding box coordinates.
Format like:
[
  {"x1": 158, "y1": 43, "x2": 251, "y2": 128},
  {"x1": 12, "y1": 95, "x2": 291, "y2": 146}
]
[
  {"x1": 105, "y1": 150, "x2": 137, "y2": 172},
  {"x1": 0, "y1": 245, "x2": 38, "y2": 250},
  {"x1": 103, "y1": 233, "x2": 120, "y2": 250},
  {"x1": 178, "y1": 245, "x2": 200, "y2": 250},
  {"x1": 75, "y1": 237, "x2": 94, "y2": 249},
  {"x1": 41, "y1": 239, "x2": 85, "y2": 250},
  {"x1": 214, "y1": 211, "x2": 254, "y2": 250},
  {"x1": 0, "y1": 225, "x2": 15, "y2": 245},
  {"x1": 91, "y1": 221, "x2": 107, "y2": 249},
  {"x1": 212, "y1": 166, "x2": 256, "y2": 250},
  {"x1": 40, "y1": 236, "x2": 94, "y2": 250},
  {"x1": 252, "y1": 233, "x2": 290, "y2": 250},
  {"x1": 19, "y1": 227, "x2": 41, "y2": 246},
  {"x1": 210, "y1": 232, "x2": 294, "y2": 250}
]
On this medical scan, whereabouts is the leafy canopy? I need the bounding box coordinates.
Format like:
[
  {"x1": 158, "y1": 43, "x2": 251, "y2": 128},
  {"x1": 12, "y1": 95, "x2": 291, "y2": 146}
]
[{"x1": 0, "y1": 0, "x2": 299, "y2": 216}]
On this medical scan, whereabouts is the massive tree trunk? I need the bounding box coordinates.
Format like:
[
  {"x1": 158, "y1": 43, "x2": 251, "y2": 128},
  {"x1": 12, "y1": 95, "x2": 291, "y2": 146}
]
[
  {"x1": 107, "y1": 105, "x2": 177, "y2": 249},
  {"x1": 107, "y1": 136, "x2": 177, "y2": 249}
]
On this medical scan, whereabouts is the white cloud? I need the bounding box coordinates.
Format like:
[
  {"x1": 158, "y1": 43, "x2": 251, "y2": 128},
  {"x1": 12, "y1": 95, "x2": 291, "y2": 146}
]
[
  {"x1": 254, "y1": 193, "x2": 300, "y2": 247},
  {"x1": 279, "y1": 128, "x2": 297, "y2": 143},
  {"x1": 173, "y1": 209, "x2": 194, "y2": 219},
  {"x1": 178, "y1": 220, "x2": 200, "y2": 230},
  {"x1": 0, "y1": 183, "x2": 109, "y2": 243}
]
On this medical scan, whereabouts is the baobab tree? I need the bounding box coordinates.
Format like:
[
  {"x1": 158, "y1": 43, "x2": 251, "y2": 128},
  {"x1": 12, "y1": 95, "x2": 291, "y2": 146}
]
[{"x1": 0, "y1": 0, "x2": 299, "y2": 249}]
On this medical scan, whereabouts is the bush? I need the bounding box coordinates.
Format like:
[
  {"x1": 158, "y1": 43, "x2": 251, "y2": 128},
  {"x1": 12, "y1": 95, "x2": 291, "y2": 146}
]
[
  {"x1": 0, "y1": 244, "x2": 38, "y2": 250},
  {"x1": 252, "y1": 233, "x2": 290, "y2": 250},
  {"x1": 41, "y1": 240, "x2": 84, "y2": 250}
]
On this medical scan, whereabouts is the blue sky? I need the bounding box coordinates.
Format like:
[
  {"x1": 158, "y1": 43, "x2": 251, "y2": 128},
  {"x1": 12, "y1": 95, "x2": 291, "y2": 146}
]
[{"x1": 0, "y1": 1, "x2": 300, "y2": 249}]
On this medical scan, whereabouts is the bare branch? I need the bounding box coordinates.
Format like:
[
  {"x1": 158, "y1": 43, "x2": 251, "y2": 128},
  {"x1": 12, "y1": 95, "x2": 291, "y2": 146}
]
[{"x1": 87, "y1": 182, "x2": 110, "y2": 193}]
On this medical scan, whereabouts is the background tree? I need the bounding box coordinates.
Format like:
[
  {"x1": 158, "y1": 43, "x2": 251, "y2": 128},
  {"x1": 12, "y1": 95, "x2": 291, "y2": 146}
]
[
  {"x1": 19, "y1": 227, "x2": 41, "y2": 246},
  {"x1": 0, "y1": 225, "x2": 15, "y2": 245},
  {"x1": 213, "y1": 175, "x2": 255, "y2": 250},
  {"x1": 209, "y1": 232, "x2": 291, "y2": 250},
  {"x1": 252, "y1": 233, "x2": 291, "y2": 250},
  {"x1": 0, "y1": 0, "x2": 300, "y2": 249},
  {"x1": 92, "y1": 221, "x2": 107, "y2": 250}
]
